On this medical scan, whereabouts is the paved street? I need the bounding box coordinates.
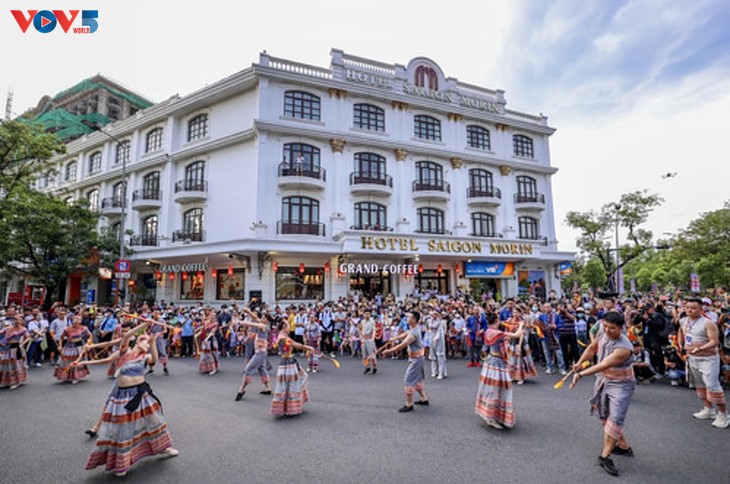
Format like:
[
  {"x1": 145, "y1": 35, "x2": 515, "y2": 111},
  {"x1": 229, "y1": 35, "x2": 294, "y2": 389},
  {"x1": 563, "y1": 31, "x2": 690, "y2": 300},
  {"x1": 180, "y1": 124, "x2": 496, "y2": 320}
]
[{"x1": 1, "y1": 355, "x2": 726, "y2": 484}]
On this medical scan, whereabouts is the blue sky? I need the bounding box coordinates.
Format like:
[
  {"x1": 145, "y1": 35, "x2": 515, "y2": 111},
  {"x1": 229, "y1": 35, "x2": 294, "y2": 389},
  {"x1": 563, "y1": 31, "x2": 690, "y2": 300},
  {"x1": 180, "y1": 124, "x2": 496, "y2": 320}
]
[{"x1": 2, "y1": 0, "x2": 728, "y2": 253}]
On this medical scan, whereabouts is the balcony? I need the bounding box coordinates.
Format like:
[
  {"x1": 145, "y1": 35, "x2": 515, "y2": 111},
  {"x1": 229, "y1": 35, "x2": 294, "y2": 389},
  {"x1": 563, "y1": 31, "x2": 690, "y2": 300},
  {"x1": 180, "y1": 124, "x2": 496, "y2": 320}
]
[
  {"x1": 277, "y1": 165, "x2": 326, "y2": 191},
  {"x1": 349, "y1": 172, "x2": 393, "y2": 197},
  {"x1": 131, "y1": 189, "x2": 162, "y2": 210},
  {"x1": 129, "y1": 235, "x2": 159, "y2": 247},
  {"x1": 172, "y1": 229, "x2": 205, "y2": 243},
  {"x1": 412, "y1": 180, "x2": 451, "y2": 202},
  {"x1": 514, "y1": 193, "x2": 545, "y2": 211},
  {"x1": 100, "y1": 197, "x2": 124, "y2": 216},
  {"x1": 277, "y1": 221, "x2": 326, "y2": 237},
  {"x1": 173, "y1": 180, "x2": 208, "y2": 204},
  {"x1": 469, "y1": 232, "x2": 504, "y2": 239},
  {"x1": 466, "y1": 187, "x2": 502, "y2": 207},
  {"x1": 518, "y1": 235, "x2": 549, "y2": 246},
  {"x1": 350, "y1": 225, "x2": 394, "y2": 232}
]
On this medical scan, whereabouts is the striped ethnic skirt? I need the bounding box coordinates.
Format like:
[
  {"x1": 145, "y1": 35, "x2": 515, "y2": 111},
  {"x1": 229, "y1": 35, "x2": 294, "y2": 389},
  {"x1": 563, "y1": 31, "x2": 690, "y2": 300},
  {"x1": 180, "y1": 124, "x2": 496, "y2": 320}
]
[
  {"x1": 271, "y1": 356, "x2": 309, "y2": 416},
  {"x1": 198, "y1": 339, "x2": 218, "y2": 374},
  {"x1": 86, "y1": 382, "x2": 172, "y2": 474},
  {"x1": 0, "y1": 346, "x2": 27, "y2": 387},
  {"x1": 54, "y1": 344, "x2": 90, "y2": 382},
  {"x1": 475, "y1": 355, "x2": 515, "y2": 428},
  {"x1": 507, "y1": 340, "x2": 538, "y2": 381}
]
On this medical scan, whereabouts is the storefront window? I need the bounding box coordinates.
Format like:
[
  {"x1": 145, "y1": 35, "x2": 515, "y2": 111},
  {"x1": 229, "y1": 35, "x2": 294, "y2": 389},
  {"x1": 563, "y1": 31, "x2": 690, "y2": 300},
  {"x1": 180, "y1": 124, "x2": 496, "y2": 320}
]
[
  {"x1": 216, "y1": 269, "x2": 246, "y2": 300},
  {"x1": 518, "y1": 270, "x2": 546, "y2": 300},
  {"x1": 180, "y1": 272, "x2": 205, "y2": 300},
  {"x1": 416, "y1": 270, "x2": 450, "y2": 295},
  {"x1": 275, "y1": 267, "x2": 324, "y2": 300}
]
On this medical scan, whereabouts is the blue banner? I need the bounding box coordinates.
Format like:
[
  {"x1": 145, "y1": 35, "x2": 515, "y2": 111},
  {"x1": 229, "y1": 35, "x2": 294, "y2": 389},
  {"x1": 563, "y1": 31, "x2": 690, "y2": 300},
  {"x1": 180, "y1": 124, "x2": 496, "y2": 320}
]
[{"x1": 465, "y1": 261, "x2": 514, "y2": 277}]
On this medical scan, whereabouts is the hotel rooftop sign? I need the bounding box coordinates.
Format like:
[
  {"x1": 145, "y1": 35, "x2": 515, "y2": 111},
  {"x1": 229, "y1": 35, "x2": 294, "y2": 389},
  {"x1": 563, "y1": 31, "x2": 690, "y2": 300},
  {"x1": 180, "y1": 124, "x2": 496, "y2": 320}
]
[{"x1": 356, "y1": 236, "x2": 537, "y2": 257}]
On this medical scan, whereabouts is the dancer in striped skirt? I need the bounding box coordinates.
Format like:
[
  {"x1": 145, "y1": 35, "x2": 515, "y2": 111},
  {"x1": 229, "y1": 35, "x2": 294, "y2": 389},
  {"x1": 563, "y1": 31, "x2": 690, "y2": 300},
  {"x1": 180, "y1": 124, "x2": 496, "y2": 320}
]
[
  {"x1": 80, "y1": 321, "x2": 178, "y2": 477},
  {"x1": 271, "y1": 323, "x2": 315, "y2": 417},
  {"x1": 505, "y1": 309, "x2": 538, "y2": 384},
  {"x1": 236, "y1": 308, "x2": 272, "y2": 401},
  {"x1": 475, "y1": 312, "x2": 524, "y2": 429},
  {"x1": 382, "y1": 311, "x2": 430, "y2": 413},
  {"x1": 304, "y1": 317, "x2": 321, "y2": 373},
  {"x1": 54, "y1": 315, "x2": 91, "y2": 384},
  {"x1": 0, "y1": 315, "x2": 30, "y2": 390},
  {"x1": 196, "y1": 316, "x2": 219, "y2": 375}
]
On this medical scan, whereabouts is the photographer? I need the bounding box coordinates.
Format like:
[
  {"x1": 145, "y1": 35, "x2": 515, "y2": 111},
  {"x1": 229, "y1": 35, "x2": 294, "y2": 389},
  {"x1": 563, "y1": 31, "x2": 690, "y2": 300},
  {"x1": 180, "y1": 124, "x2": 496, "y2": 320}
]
[
  {"x1": 643, "y1": 303, "x2": 667, "y2": 376},
  {"x1": 663, "y1": 344, "x2": 686, "y2": 386}
]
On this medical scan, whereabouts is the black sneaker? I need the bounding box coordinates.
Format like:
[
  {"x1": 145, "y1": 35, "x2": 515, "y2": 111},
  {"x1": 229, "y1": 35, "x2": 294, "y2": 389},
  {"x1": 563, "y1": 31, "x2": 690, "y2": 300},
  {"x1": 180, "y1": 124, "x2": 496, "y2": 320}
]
[
  {"x1": 146, "y1": 369, "x2": 154, "y2": 376},
  {"x1": 235, "y1": 392, "x2": 244, "y2": 401},
  {"x1": 598, "y1": 456, "x2": 619, "y2": 476},
  {"x1": 414, "y1": 400, "x2": 430, "y2": 406},
  {"x1": 372, "y1": 368, "x2": 377, "y2": 375},
  {"x1": 613, "y1": 446, "x2": 634, "y2": 457},
  {"x1": 163, "y1": 367, "x2": 169, "y2": 375},
  {"x1": 259, "y1": 390, "x2": 272, "y2": 395},
  {"x1": 364, "y1": 368, "x2": 371, "y2": 375},
  {"x1": 84, "y1": 429, "x2": 97, "y2": 438},
  {"x1": 398, "y1": 405, "x2": 414, "y2": 413}
]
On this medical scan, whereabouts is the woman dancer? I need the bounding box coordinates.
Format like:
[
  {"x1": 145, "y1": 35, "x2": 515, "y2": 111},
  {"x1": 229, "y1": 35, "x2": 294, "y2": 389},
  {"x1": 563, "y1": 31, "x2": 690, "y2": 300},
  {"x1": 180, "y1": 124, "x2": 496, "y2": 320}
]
[
  {"x1": 475, "y1": 312, "x2": 524, "y2": 429},
  {"x1": 382, "y1": 311, "x2": 430, "y2": 413},
  {"x1": 54, "y1": 314, "x2": 92, "y2": 384},
  {"x1": 196, "y1": 315, "x2": 219, "y2": 375},
  {"x1": 304, "y1": 316, "x2": 322, "y2": 373},
  {"x1": 0, "y1": 315, "x2": 30, "y2": 390},
  {"x1": 505, "y1": 309, "x2": 538, "y2": 384},
  {"x1": 81, "y1": 321, "x2": 178, "y2": 477},
  {"x1": 271, "y1": 322, "x2": 315, "y2": 417},
  {"x1": 235, "y1": 308, "x2": 272, "y2": 401}
]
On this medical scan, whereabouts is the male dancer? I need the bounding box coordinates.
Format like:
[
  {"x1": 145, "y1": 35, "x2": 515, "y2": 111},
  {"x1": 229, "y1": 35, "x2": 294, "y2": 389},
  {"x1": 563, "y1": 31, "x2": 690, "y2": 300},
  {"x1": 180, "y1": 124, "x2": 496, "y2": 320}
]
[
  {"x1": 236, "y1": 308, "x2": 272, "y2": 400},
  {"x1": 359, "y1": 308, "x2": 378, "y2": 375},
  {"x1": 382, "y1": 311, "x2": 429, "y2": 412}
]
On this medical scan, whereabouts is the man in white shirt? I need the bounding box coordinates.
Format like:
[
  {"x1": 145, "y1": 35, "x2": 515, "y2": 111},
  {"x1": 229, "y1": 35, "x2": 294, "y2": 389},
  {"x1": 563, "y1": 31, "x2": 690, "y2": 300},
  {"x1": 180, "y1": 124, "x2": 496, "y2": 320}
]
[{"x1": 48, "y1": 308, "x2": 69, "y2": 366}]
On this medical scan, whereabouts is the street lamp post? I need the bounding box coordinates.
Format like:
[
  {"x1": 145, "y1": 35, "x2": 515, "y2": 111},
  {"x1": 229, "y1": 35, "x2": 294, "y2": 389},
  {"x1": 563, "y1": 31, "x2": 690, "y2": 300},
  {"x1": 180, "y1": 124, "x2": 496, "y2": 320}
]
[{"x1": 612, "y1": 203, "x2": 621, "y2": 295}]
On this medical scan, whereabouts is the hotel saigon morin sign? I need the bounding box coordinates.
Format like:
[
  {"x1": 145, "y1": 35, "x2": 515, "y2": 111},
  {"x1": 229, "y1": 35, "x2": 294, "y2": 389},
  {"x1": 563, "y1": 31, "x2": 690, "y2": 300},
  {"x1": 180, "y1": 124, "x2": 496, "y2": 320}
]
[{"x1": 359, "y1": 236, "x2": 534, "y2": 255}]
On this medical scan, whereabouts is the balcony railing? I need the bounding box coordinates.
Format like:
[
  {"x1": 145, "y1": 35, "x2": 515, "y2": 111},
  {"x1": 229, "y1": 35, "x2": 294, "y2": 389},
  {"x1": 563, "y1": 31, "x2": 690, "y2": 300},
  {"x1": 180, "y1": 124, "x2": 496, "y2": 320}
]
[
  {"x1": 129, "y1": 235, "x2": 159, "y2": 247},
  {"x1": 469, "y1": 232, "x2": 504, "y2": 238},
  {"x1": 412, "y1": 180, "x2": 451, "y2": 193},
  {"x1": 172, "y1": 229, "x2": 205, "y2": 243},
  {"x1": 350, "y1": 225, "x2": 394, "y2": 232},
  {"x1": 174, "y1": 180, "x2": 208, "y2": 193},
  {"x1": 414, "y1": 228, "x2": 447, "y2": 235},
  {"x1": 278, "y1": 164, "x2": 327, "y2": 182},
  {"x1": 467, "y1": 187, "x2": 501, "y2": 199},
  {"x1": 101, "y1": 197, "x2": 124, "y2": 209},
  {"x1": 518, "y1": 235, "x2": 548, "y2": 245},
  {"x1": 350, "y1": 172, "x2": 393, "y2": 187},
  {"x1": 514, "y1": 193, "x2": 545, "y2": 204},
  {"x1": 132, "y1": 189, "x2": 162, "y2": 201},
  {"x1": 277, "y1": 221, "x2": 325, "y2": 236}
]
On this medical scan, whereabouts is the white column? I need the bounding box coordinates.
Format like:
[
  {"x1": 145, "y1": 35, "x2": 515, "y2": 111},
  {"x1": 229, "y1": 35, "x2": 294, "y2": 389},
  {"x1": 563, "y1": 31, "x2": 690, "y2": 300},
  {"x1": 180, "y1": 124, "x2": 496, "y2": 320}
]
[
  {"x1": 329, "y1": 138, "x2": 346, "y2": 235},
  {"x1": 394, "y1": 148, "x2": 409, "y2": 233},
  {"x1": 449, "y1": 157, "x2": 465, "y2": 236}
]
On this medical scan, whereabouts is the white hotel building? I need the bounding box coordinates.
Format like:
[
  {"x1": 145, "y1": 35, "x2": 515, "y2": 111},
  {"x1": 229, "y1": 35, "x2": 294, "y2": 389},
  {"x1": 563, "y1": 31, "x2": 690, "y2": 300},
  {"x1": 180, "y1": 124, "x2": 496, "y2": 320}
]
[{"x1": 39, "y1": 49, "x2": 573, "y2": 306}]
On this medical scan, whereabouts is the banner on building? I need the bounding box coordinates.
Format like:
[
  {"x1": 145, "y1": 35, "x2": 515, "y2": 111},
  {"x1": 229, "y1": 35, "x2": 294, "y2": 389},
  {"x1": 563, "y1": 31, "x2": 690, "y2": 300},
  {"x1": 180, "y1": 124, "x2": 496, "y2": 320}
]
[{"x1": 464, "y1": 261, "x2": 514, "y2": 278}]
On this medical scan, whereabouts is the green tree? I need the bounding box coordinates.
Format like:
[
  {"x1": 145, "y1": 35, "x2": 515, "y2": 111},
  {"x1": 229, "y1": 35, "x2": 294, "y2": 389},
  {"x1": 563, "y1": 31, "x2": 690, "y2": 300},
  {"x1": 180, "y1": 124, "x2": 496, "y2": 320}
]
[
  {"x1": 0, "y1": 186, "x2": 120, "y2": 307},
  {"x1": 581, "y1": 258, "x2": 607, "y2": 291},
  {"x1": 565, "y1": 190, "x2": 663, "y2": 290}
]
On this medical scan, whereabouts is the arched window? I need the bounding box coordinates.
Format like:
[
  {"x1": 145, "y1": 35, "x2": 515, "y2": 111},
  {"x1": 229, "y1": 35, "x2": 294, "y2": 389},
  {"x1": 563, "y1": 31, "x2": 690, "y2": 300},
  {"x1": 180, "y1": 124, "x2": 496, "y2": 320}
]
[
  {"x1": 281, "y1": 196, "x2": 321, "y2": 235},
  {"x1": 518, "y1": 216, "x2": 539, "y2": 240},
  {"x1": 141, "y1": 215, "x2": 158, "y2": 245},
  {"x1": 283, "y1": 143, "x2": 320, "y2": 171},
  {"x1": 183, "y1": 161, "x2": 206, "y2": 190},
  {"x1": 354, "y1": 152, "x2": 386, "y2": 181},
  {"x1": 111, "y1": 222, "x2": 121, "y2": 240},
  {"x1": 469, "y1": 169, "x2": 494, "y2": 194},
  {"x1": 145, "y1": 127, "x2": 163, "y2": 153},
  {"x1": 187, "y1": 114, "x2": 208, "y2": 141},
  {"x1": 284, "y1": 91, "x2": 321, "y2": 121},
  {"x1": 513, "y1": 134, "x2": 534, "y2": 158},
  {"x1": 354, "y1": 202, "x2": 387, "y2": 230},
  {"x1": 415, "y1": 65, "x2": 438, "y2": 90},
  {"x1": 471, "y1": 212, "x2": 495, "y2": 237},
  {"x1": 64, "y1": 161, "x2": 77, "y2": 182},
  {"x1": 182, "y1": 208, "x2": 204, "y2": 240},
  {"x1": 86, "y1": 189, "x2": 99, "y2": 212},
  {"x1": 417, "y1": 207, "x2": 445, "y2": 234},
  {"x1": 414, "y1": 115, "x2": 441, "y2": 141},
  {"x1": 142, "y1": 171, "x2": 160, "y2": 197},
  {"x1": 88, "y1": 152, "x2": 102, "y2": 174},
  {"x1": 112, "y1": 181, "x2": 126, "y2": 203},
  {"x1": 415, "y1": 161, "x2": 444, "y2": 187},
  {"x1": 516, "y1": 175, "x2": 538, "y2": 201},
  {"x1": 115, "y1": 140, "x2": 130, "y2": 165},
  {"x1": 467, "y1": 125, "x2": 490, "y2": 150},
  {"x1": 353, "y1": 103, "x2": 385, "y2": 131}
]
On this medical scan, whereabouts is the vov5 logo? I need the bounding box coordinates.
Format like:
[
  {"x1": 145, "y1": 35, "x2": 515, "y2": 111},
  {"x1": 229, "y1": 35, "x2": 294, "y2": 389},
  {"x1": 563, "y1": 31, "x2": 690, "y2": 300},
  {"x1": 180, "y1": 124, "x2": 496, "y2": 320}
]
[{"x1": 11, "y1": 10, "x2": 98, "y2": 34}]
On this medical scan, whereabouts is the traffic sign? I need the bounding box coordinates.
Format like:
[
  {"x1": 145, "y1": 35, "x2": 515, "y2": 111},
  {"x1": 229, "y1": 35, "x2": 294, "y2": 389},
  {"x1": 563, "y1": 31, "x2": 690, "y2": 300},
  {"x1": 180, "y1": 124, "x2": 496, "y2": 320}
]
[
  {"x1": 115, "y1": 272, "x2": 131, "y2": 279},
  {"x1": 115, "y1": 260, "x2": 131, "y2": 272}
]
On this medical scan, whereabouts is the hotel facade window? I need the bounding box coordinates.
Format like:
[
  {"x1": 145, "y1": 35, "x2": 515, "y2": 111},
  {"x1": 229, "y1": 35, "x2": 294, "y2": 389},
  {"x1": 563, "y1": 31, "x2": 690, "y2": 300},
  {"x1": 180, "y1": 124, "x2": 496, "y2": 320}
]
[
  {"x1": 280, "y1": 196, "x2": 321, "y2": 235},
  {"x1": 518, "y1": 216, "x2": 539, "y2": 240},
  {"x1": 513, "y1": 134, "x2": 534, "y2": 158},
  {"x1": 115, "y1": 140, "x2": 130, "y2": 165},
  {"x1": 468, "y1": 168, "x2": 494, "y2": 195},
  {"x1": 142, "y1": 171, "x2": 161, "y2": 198},
  {"x1": 353, "y1": 103, "x2": 385, "y2": 131},
  {"x1": 354, "y1": 201, "x2": 387, "y2": 230},
  {"x1": 180, "y1": 271, "x2": 204, "y2": 300},
  {"x1": 466, "y1": 125, "x2": 490, "y2": 150},
  {"x1": 145, "y1": 127, "x2": 163, "y2": 153},
  {"x1": 86, "y1": 189, "x2": 99, "y2": 212},
  {"x1": 516, "y1": 175, "x2": 539, "y2": 201},
  {"x1": 187, "y1": 114, "x2": 208, "y2": 141},
  {"x1": 417, "y1": 207, "x2": 445, "y2": 234},
  {"x1": 216, "y1": 268, "x2": 245, "y2": 300},
  {"x1": 88, "y1": 151, "x2": 102, "y2": 174},
  {"x1": 275, "y1": 266, "x2": 324, "y2": 300},
  {"x1": 181, "y1": 208, "x2": 204, "y2": 241},
  {"x1": 183, "y1": 161, "x2": 206, "y2": 190},
  {"x1": 284, "y1": 90, "x2": 320, "y2": 121},
  {"x1": 415, "y1": 161, "x2": 444, "y2": 188},
  {"x1": 112, "y1": 181, "x2": 126, "y2": 203},
  {"x1": 140, "y1": 215, "x2": 159, "y2": 246},
  {"x1": 283, "y1": 143, "x2": 320, "y2": 173},
  {"x1": 414, "y1": 115, "x2": 441, "y2": 141},
  {"x1": 353, "y1": 152, "x2": 386, "y2": 183},
  {"x1": 471, "y1": 212, "x2": 496, "y2": 237},
  {"x1": 64, "y1": 161, "x2": 77, "y2": 182}
]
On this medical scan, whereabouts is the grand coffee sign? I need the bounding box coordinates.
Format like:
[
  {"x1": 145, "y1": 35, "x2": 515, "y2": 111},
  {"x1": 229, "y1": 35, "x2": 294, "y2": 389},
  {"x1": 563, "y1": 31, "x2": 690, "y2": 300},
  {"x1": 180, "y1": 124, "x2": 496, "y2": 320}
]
[{"x1": 360, "y1": 236, "x2": 534, "y2": 256}]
